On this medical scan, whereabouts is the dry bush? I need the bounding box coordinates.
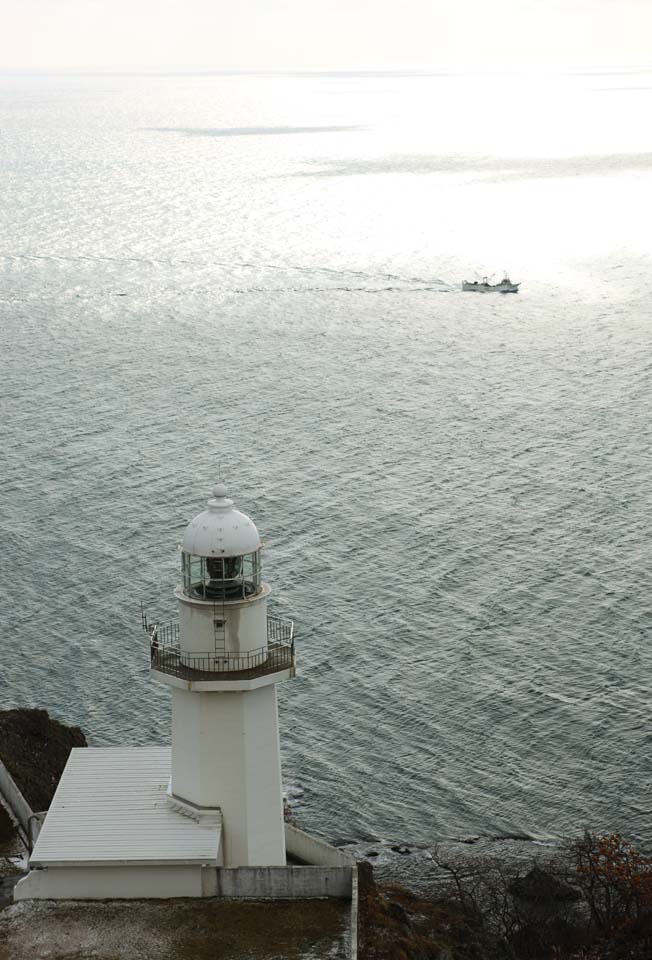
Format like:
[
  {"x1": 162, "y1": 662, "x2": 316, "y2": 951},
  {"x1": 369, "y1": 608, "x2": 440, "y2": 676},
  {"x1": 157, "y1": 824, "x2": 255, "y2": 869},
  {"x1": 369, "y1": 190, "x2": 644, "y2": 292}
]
[
  {"x1": 569, "y1": 832, "x2": 652, "y2": 936},
  {"x1": 431, "y1": 849, "x2": 587, "y2": 959},
  {"x1": 359, "y1": 836, "x2": 652, "y2": 960}
]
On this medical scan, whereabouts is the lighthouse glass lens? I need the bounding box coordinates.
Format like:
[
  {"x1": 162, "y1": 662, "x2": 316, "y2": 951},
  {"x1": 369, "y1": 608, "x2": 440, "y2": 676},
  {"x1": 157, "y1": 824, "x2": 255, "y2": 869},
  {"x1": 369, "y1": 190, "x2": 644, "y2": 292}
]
[{"x1": 182, "y1": 550, "x2": 261, "y2": 599}]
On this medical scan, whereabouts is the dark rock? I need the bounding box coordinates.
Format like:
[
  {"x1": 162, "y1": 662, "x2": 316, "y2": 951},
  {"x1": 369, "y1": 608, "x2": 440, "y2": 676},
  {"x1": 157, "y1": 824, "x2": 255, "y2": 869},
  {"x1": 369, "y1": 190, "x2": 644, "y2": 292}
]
[
  {"x1": 0, "y1": 874, "x2": 22, "y2": 910},
  {"x1": 0, "y1": 709, "x2": 87, "y2": 812},
  {"x1": 365, "y1": 850, "x2": 379, "y2": 858},
  {"x1": 391, "y1": 844, "x2": 412, "y2": 855},
  {"x1": 0, "y1": 804, "x2": 15, "y2": 850},
  {"x1": 387, "y1": 900, "x2": 410, "y2": 925},
  {"x1": 510, "y1": 866, "x2": 580, "y2": 903},
  {"x1": 493, "y1": 833, "x2": 533, "y2": 842}
]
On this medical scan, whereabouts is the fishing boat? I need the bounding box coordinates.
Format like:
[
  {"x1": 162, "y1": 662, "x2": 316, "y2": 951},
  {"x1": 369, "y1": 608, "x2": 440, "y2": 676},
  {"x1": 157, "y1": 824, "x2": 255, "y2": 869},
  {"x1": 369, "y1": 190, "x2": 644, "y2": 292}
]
[{"x1": 462, "y1": 275, "x2": 520, "y2": 294}]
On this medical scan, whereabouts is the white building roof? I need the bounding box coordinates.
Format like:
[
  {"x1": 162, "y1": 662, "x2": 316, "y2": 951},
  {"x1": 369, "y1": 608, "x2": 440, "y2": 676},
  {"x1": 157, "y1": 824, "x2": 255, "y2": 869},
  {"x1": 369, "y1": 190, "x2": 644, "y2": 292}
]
[
  {"x1": 181, "y1": 483, "x2": 261, "y2": 558},
  {"x1": 31, "y1": 747, "x2": 221, "y2": 867}
]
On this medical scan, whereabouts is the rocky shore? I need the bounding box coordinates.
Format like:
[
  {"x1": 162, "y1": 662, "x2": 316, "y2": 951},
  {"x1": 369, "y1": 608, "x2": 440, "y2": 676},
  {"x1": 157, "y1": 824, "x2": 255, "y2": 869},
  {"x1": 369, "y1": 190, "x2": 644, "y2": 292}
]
[{"x1": 356, "y1": 838, "x2": 652, "y2": 960}]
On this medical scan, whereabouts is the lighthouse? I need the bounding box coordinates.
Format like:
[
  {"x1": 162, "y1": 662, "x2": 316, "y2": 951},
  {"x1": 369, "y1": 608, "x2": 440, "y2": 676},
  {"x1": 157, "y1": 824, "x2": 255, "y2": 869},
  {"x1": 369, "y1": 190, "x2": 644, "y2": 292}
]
[
  {"x1": 150, "y1": 482, "x2": 296, "y2": 867},
  {"x1": 14, "y1": 480, "x2": 356, "y2": 902}
]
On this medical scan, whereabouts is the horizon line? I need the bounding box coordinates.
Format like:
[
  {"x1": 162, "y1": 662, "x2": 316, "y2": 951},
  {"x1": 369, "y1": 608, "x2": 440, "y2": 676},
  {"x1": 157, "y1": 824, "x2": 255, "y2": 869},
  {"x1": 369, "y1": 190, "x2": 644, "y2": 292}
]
[{"x1": 1, "y1": 63, "x2": 652, "y2": 79}]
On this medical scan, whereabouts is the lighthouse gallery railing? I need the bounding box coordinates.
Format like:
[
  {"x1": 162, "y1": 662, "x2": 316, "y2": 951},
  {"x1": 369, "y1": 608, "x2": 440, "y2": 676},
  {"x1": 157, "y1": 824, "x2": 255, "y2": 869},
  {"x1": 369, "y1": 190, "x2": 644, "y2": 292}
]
[{"x1": 149, "y1": 616, "x2": 295, "y2": 680}]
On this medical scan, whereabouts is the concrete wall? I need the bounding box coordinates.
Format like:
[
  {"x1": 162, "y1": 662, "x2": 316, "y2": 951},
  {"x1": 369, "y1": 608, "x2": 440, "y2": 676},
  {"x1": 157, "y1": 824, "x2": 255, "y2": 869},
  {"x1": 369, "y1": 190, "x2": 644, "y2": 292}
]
[
  {"x1": 285, "y1": 824, "x2": 354, "y2": 867},
  {"x1": 207, "y1": 866, "x2": 353, "y2": 899},
  {"x1": 14, "y1": 865, "x2": 204, "y2": 900},
  {"x1": 350, "y1": 863, "x2": 359, "y2": 960},
  {"x1": 15, "y1": 863, "x2": 352, "y2": 902}
]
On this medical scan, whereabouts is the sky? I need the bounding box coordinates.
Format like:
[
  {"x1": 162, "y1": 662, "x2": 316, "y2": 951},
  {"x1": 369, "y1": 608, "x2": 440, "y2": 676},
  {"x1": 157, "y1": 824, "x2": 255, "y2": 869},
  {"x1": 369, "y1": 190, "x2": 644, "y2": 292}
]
[{"x1": 2, "y1": 0, "x2": 651, "y2": 72}]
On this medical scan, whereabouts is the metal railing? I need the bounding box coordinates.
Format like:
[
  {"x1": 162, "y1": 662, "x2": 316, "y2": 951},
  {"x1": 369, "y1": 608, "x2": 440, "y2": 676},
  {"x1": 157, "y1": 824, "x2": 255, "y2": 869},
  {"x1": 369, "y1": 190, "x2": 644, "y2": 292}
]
[
  {"x1": 149, "y1": 616, "x2": 295, "y2": 682},
  {"x1": 266, "y1": 616, "x2": 294, "y2": 644},
  {"x1": 149, "y1": 620, "x2": 180, "y2": 645}
]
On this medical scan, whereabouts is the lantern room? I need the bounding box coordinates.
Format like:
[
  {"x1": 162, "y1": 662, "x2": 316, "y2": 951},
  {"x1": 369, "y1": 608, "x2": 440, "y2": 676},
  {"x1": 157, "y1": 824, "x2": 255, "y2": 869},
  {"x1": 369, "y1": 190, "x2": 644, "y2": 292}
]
[{"x1": 180, "y1": 483, "x2": 263, "y2": 601}]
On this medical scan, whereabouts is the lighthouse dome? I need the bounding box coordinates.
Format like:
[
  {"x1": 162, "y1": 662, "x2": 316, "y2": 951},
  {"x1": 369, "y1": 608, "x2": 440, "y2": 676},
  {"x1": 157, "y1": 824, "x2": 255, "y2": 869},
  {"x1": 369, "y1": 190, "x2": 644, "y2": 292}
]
[{"x1": 181, "y1": 483, "x2": 262, "y2": 558}]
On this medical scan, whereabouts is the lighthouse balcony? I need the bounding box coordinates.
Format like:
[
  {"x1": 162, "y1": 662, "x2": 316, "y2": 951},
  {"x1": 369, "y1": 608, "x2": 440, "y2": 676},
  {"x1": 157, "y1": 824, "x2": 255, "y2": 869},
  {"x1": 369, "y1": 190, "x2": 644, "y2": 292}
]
[{"x1": 149, "y1": 617, "x2": 295, "y2": 690}]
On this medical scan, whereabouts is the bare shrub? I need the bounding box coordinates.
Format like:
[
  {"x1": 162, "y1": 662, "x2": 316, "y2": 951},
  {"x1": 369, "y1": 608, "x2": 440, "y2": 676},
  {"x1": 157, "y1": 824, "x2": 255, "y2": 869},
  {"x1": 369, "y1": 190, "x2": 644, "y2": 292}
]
[
  {"x1": 569, "y1": 832, "x2": 652, "y2": 936},
  {"x1": 432, "y1": 849, "x2": 586, "y2": 959},
  {"x1": 359, "y1": 836, "x2": 652, "y2": 960}
]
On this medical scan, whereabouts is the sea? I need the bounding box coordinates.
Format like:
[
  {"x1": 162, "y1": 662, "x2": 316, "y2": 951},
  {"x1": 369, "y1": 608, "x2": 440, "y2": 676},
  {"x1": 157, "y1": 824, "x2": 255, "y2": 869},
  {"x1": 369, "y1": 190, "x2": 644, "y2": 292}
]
[{"x1": 1, "y1": 68, "x2": 651, "y2": 880}]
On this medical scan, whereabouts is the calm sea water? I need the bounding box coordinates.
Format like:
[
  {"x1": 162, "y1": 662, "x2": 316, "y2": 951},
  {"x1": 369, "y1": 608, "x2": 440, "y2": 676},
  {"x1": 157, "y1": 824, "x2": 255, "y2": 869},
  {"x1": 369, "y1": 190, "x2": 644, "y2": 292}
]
[{"x1": 1, "y1": 70, "x2": 652, "y2": 860}]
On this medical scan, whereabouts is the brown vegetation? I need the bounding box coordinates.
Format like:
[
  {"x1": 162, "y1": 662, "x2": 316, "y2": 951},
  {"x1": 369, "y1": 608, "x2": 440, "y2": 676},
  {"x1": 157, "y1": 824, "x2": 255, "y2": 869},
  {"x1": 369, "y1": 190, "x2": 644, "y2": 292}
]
[
  {"x1": 359, "y1": 833, "x2": 652, "y2": 960},
  {"x1": 0, "y1": 897, "x2": 350, "y2": 960},
  {"x1": 0, "y1": 709, "x2": 86, "y2": 811},
  {"x1": 358, "y1": 859, "x2": 443, "y2": 960}
]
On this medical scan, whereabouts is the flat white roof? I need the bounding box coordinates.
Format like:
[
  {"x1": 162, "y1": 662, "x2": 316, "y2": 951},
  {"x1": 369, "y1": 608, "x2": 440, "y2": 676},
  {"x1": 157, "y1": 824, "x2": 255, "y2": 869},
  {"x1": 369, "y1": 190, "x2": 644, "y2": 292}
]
[{"x1": 31, "y1": 747, "x2": 221, "y2": 867}]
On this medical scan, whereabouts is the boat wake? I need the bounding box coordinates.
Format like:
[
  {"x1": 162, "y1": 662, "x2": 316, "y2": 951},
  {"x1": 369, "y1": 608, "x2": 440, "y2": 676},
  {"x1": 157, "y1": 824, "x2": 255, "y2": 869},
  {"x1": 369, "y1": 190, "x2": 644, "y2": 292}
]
[{"x1": 0, "y1": 250, "x2": 450, "y2": 292}]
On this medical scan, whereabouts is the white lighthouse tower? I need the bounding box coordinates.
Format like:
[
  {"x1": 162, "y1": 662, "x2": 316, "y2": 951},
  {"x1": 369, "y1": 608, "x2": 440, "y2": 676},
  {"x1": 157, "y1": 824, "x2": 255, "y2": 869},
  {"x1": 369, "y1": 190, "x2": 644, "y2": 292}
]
[
  {"x1": 15, "y1": 480, "x2": 355, "y2": 902},
  {"x1": 150, "y1": 482, "x2": 295, "y2": 867}
]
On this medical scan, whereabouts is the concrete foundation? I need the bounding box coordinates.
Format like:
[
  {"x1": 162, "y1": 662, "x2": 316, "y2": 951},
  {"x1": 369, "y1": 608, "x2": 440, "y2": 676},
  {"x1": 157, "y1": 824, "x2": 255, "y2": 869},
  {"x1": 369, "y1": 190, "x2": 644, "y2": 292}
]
[
  {"x1": 15, "y1": 865, "x2": 204, "y2": 900},
  {"x1": 15, "y1": 822, "x2": 354, "y2": 902},
  {"x1": 208, "y1": 866, "x2": 352, "y2": 899},
  {"x1": 15, "y1": 862, "x2": 353, "y2": 902}
]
